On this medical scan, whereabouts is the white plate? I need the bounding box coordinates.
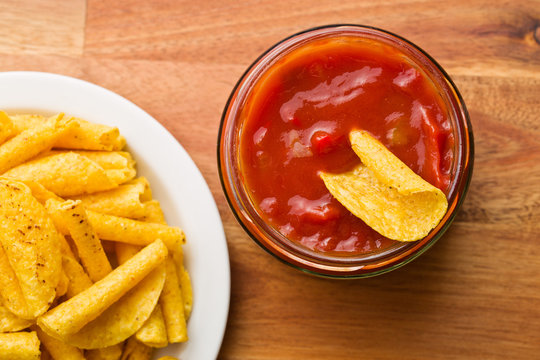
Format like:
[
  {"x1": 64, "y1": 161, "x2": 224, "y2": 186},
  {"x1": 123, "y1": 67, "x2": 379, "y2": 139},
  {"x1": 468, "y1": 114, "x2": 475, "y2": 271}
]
[{"x1": 0, "y1": 71, "x2": 230, "y2": 360}]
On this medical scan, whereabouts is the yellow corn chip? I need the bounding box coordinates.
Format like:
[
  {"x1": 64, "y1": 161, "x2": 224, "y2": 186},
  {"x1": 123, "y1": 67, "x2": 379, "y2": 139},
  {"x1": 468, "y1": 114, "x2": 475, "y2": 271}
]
[
  {"x1": 45, "y1": 199, "x2": 112, "y2": 282},
  {"x1": 42, "y1": 150, "x2": 136, "y2": 186},
  {"x1": 0, "y1": 111, "x2": 15, "y2": 145},
  {"x1": 135, "y1": 305, "x2": 168, "y2": 348},
  {"x1": 0, "y1": 303, "x2": 33, "y2": 333},
  {"x1": 71, "y1": 178, "x2": 151, "y2": 219},
  {"x1": 179, "y1": 267, "x2": 193, "y2": 319},
  {"x1": 0, "y1": 331, "x2": 40, "y2": 360},
  {"x1": 0, "y1": 114, "x2": 77, "y2": 174},
  {"x1": 0, "y1": 179, "x2": 62, "y2": 319},
  {"x1": 62, "y1": 255, "x2": 93, "y2": 299},
  {"x1": 115, "y1": 242, "x2": 168, "y2": 348},
  {"x1": 4, "y1": 152, "x2": 119, "y2": 197},
  {"x1": 37, "y1": 239, "x2": 168, "y2": 337},
  {"x1": 64, "y1": 151, "x2": 134, "y2": 170},
  {"x1": 20, "y1": 180, "x2": 63, "y2": 205},
  {"x1": 85, "y1": 210, "x2": 185, "y2": 250},
  {"x1": 52, "y1": 150, "x2": 136, "y2": 186},
  {"x1": 0, "y1": 245, "x2": 27, "y2": 321},
  {"x1": 56, "y1": 119, "x2": 126, "y2": 151},
  {"x1": 55, "y1": 269, "x2": 69, "y2": 299},
  {"x1": 86, "y1": 344, "x2": 124, "y2": 360},
  {"x1": 11, "y1": 114, "x2": 125, "y2": 151},
  {"x1": 141, "y1": 200, "x2": 166, "y2": 223},
  {"x1": 34, "y1": 326, "x2": 85, "y2": 360},
  {"x1": 160, "y1": 257, "x2": 187, "y2": 343},
  {"x1": 142, "y1": 200, "x2": 192, "y2": 319},
  {"x1": 58, "y1": 264, "x2": 165, "y2": 349},
  {"x1": 120, "y1": 337, "x2": 153, "y2": 360},
  {"x1": 8, "y1": 114, "x2": 43, "y2": 133},
  {"x1": 320, "y1": 130, "x2": 448, "y2": 242}
]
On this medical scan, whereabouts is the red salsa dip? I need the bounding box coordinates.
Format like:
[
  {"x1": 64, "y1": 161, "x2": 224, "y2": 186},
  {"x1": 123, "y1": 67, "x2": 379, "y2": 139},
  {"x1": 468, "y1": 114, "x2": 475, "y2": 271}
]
[{"x1": 239, "y1": 36, "x2": 454, "y2": 256}]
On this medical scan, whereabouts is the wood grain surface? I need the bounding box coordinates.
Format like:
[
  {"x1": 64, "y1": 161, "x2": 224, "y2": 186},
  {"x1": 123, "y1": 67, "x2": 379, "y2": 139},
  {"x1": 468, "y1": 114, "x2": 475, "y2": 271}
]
[{"x1": 0, "y1": 0, "x2": 538, "y2": 359}]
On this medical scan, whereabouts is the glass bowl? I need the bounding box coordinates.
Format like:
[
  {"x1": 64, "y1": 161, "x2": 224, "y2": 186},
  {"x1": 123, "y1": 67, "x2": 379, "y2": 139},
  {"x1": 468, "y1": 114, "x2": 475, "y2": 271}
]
[{"x1": 218, "y1": 24, "x2": 473, "y2": 278}]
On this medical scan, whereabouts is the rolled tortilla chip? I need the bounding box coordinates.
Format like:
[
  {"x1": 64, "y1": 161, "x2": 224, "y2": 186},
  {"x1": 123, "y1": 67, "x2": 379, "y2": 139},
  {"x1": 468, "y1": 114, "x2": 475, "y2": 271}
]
[
  {"x1": 116, "y1": 243, "x2": 168, "y2": 348},
  {"x1": 55, "y1": 269, "x2": 69, "y2": 299},
  {"x1": 141, "y1": 200, "x2": 166, "y2": 223},
  {"x1": 166, "y1": 245, "x2": 192, "y2": 318},
  {"x1": 44, "y1": 207, "x2": 72, "y2": 252},
  {"x1": 62, "y1": 241, "x2": 123, "y2": 358},
  {"x1": 71, "y1": 178, "x2": 151, "y2": 219},
  {"x1": 59, "y1": 234, "x2": 77, "y2": 259},
  {"x1": 10, "y1": 114, "x2": 125, "y2": 151},
  {"x1": 143, "y1": 200, "x2": 192, "y2": 318},
  {"x1": 0, "y1": 245, "x2": 27, "y2": 321},
  {"x1": 3, "y1": 152, "x2": 125, "y2": 197},
  {"x1": 0, "y1": 111, "x2": 15, "y2": 145},
  {"x1": 46, "y1": 199, "x2": 112, "y2": 282},
  {"x1": 320, "y1": 130, "x2": 448, "y2": 241},
  {"x1": 0, "y1": 114, "x2": 77, "y2": 174},
  {"x1": 179, "y1": 267, "x2": 193, "y2": 319},
  {"x1": 160, "y1": 257, "x2": 187, "y2": 343},
  {"x1": 7, "y1": 114, "x2": 43, "y2": 133},
  {"x1": 20, "y1": 180, "x2": 63, "y2": 204},
  {"x1": 65, "y1": 151, "x2": 134, "y2": 170},
  {"x1": 58, "y1": 264, "x2": 166, "y2": 349},
  {"x1": 114, "y1": 242, "x2": 141, "y2": 265},
  {"x1": 0, "y1": 179, "x2": 62, "y2": 319},
  {"x1": 62, "y1": 255, "x2": 93, "y2": 299},
  {"x1": 56, "y1": 119, "x2": 126, "y2": 151},
  {"x1": 135, "y1": 306, "x2": 168, "y2": 348},
  {"x1": 84, "y1": 210, "x2": 185, "y2": 250},
  {"x1": 86, "y1": 344, "x2": 124, "y2": 360},
  {"x1": 34, "y1": 326, "x2": 84, "y2": 360},
  {"x1": 37, "y1": 239, "x2": 168, "y2": 336},
  {"x1": 0, "y1": 303, "x2": 33, "y2": 333},
  {"x1": 134, "y1": 177, "x2": 153, "y2": 202},
  {"x1": 0, "y1": 331, "x2": 40, "y2": 360},
  {"x1": 121, "y1": 337, "x2": 153, "y2": 360},
  {"x1": 52, "y1": 150, "x2": 136, "y2": 185}
]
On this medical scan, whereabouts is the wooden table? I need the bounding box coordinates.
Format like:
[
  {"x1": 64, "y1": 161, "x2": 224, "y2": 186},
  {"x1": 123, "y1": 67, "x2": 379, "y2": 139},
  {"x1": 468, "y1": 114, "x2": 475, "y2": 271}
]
[{"x1": 1, "y1": 1, "x2": 538, "y2": 358}]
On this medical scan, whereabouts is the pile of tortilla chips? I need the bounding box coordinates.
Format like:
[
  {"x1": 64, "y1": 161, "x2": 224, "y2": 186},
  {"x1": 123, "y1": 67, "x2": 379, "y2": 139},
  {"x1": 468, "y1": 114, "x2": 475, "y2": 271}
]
[
  {"x1": 321, "y1": 130, "x2": 448, "y2": 242},
  {"x1": 0, "y1": 112, "x2": 191, "y2": 360}
]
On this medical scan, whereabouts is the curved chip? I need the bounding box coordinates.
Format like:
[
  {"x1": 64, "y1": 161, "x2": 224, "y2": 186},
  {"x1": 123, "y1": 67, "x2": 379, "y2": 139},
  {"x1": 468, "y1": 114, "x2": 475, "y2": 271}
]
[
  {"x1": 116, "y1": 243, "x2": 168, "y2": 348},
  {"x1": 135, "y1": 305, "x2": 168, "y2": 348},
  {"x1": 0, "y1": 179, "x2": 62, "y2": 319},
  {"x1": 57, "y1": 150, "x2": 136, "y2": 186},
  {"x1": 86, "y1": 344, "x2": 124, "y2": 360},
  {"x1": 0, "y1": 114, "x2": 77, "y2": 174},
  {"x1": 71, "y1": 178, "x2": 151, "y2": 219},
  {"x1": 121, "y1": 337, "x2": 153, "y2": 360},
  {"x1": 37, "y1": 240, "x2": 168, "y2": 337},
  {"x1": 33, "y1": 326, "x2": 85, "y2": 360},
  {"x1": 10, "y1": 114, "x2": 125, "y2": 151},
  {"x1": 0, "y1": 304, "x2": 33, "y2": 332},
  {"x1": 59, "y1": 264, "x2": 166, "y2": 349},
  {"x1": 320, "y1": 130, "x2": 448, "y2": 241},
  {"x1": 3, "y1": 152, "x2": 120, "y2": 197},
  {"x1": 0, "y1": 111, "x2": 15, "y2": 145},
  {"x1": 0, "y1": 331, "x2": 41, "y2": 359}
]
